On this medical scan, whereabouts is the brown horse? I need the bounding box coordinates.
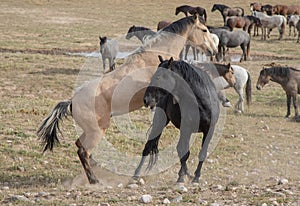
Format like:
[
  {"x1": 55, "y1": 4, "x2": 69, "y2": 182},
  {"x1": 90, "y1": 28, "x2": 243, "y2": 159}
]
[
  {"x1": 226, "y1": 15, "x2": 261, "y2": 35},
  {"x1": 175, "y1": 5, "x2": 207, "y2": 22},
  {"x1": 250, "y1": 2, "x2": 262, "y2": 12},
  {"x1": 256, "y1": 66, "x2": 300, "y2": 121},
  {"x1": 37, "y1": 14, "x2": 218, "y2": 184},
  {"x1": 273, "y1": 4, "x2": 300, "y2": 16},
  {"x1": 157, "y1": 20, "x2": 171, "y2": 31}
]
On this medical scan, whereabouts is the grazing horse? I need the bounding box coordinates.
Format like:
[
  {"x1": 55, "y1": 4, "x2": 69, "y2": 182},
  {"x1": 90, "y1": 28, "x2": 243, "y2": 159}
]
[
  {"x1": 99, "y1": 36, "x2": 119, "y2": 73},
  {"x1": 125, "y1": 25, "x2": 156, "y2": 44},
  {"x1": 211, "y1": 4, "x2": 244, "y2": 25},
  {"x1": 157, "y1": 20, "x2": 171, "y2": 31},
  {"x1": 175, "y1": 5, "x2": 207, "y2": 22},
  {"x1": 273, "y1": 5, "x2": 300, "y2": 16},
  {"x1": 297, "y1": 20, "x2": 300, "y2": 43},
  {"x1": 256, "y1": 66, "x2": 300, "y2": 121},
  {"x1": 216, "y1": 30, "x2": 251, "y2": 62},
  {"x1": 253, "y1": 11, "x2": 287, "y2": 40},
  {"x1": 287, "y1": 15, "x2": 300, "y2": 37},
  {"x1": 134, "y1": 57, "x2": 220, "y2": 183},
  {"x1": 226, "y1": 16, "x2": 261, "y2": 35},
  {"x1": 37, "y1": 15, "x2": 218, "y2": 184}
]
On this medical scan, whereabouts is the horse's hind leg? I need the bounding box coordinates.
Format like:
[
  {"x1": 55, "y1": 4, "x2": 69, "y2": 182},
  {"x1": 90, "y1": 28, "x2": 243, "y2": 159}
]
[
  {"x1": 235, "y1": 87, "x2": 244, "y2": 113},
  {"x1": 76, "y1": 130, "x2": 105, "y2": 184},
  {"x1": 285, "y1": 94, "x2": 291, "y2": 118},
  {"x1": 76, "y1": 136, "x2": 99, "y2": 184},
  {"x1": 176, "y1": 130, "x2": 193, "y2": 183}
]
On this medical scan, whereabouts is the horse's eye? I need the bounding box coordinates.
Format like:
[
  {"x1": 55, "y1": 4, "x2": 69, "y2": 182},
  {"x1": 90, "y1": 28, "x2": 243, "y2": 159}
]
[{"x1": 202, "y1": 29, "x2": 207, "y2": 32}]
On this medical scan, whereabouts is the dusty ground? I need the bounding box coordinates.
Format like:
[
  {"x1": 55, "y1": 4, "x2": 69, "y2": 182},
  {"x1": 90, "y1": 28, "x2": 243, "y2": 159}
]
[{"x1": 0, "y1": 0, "x2": 299, "y2": 205}]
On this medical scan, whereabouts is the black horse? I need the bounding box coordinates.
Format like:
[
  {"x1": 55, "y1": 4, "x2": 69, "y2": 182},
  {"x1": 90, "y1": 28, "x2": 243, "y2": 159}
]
[
  {"x1": 175, "y1": 5, "x2": 207, "y2": 22},
  {"x1": 133, "y1": 56, "x2": 220, "y2": 183},
  {"x1": 125, "y1": 25, "x2": 156, "y2": 44},
  {"x1": 211, "y1": 4, "x2": 244, "y2": 25}
]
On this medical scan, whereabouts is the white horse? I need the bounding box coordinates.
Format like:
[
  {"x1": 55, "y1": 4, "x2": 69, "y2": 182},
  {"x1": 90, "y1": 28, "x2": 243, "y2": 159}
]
[
  {"x1": 252, "y1": 11, "x2": 287, "y2": 40},
  {"x1": 215, "y1": 65, "x2": 251, "y2": 113},
  {"x1": 287, "y1": 15, "x2": 300, "y2": 37},
  {"x1": 99, "y1": 36, "x2": 119, "y2": 73}
]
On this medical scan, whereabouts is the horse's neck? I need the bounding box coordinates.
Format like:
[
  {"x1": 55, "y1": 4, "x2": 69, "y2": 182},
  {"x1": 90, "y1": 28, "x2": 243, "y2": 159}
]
[{"x1": 270, "y1": 74, "x2": 288, "y2": 85}]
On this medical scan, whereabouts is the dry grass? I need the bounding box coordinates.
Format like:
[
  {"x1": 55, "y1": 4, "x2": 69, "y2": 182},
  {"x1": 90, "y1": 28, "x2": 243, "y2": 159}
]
[{"x1": 0, "y1": 0, "x2": 299, "y2": 205}]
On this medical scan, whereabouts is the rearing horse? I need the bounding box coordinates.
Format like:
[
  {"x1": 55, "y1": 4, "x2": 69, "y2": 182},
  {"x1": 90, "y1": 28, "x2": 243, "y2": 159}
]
[{"x1": 37, "y1": 15, "x2": 217, "y2": 184}]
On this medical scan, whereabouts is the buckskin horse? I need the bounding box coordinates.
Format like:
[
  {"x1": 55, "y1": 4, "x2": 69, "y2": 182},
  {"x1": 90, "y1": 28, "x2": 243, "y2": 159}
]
[{"x1": 37, "y1": 14, "x2": 217, "y2": 184}]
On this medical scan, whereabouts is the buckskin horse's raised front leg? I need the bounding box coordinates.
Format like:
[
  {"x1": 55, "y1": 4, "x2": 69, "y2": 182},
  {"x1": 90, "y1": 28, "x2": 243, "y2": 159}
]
[{"x1": 75, "y1": 139, "x2": 99, "y2": 184}]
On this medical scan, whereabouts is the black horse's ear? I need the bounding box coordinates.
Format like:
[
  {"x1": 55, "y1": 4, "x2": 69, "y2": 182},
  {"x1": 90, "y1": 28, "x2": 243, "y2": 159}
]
[
  {"x1": 99, "y1": 36, "x2": 102, "y2": 40},
  {"x1": 167, "y1": 57, "x2": 174, "y2": 67},
  {"x1": 228, "y1": 63, "x2": 231, "y2": 67},
  {"x1": 158, "y1": 55, "x2": 164, "y2": 63}
]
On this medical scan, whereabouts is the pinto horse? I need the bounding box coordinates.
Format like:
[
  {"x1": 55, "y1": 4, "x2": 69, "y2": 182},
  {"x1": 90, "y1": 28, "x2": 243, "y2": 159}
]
[
  {"x1": 287, "y1": 15, "x2": 300, "y2": 37},
  {"x1": 250, "y1": 2, "x2": 262, "y2": 12},
  {"x1": 261, "y1": 4, "x2": 273, "y2": 16},
  {"x1": 37, "y1": 14, "x2": 218, "y2": 184},
  {"x1": 226, "y1": 15, "x2": 261, "y2": 35},
  {"x1": 134, "y1": 57, "x2": 220, "y2": 183},
  {"x1": 211, "y1": 4, "x2": 244, "y2": 25},
  {"x1": 256, "y1": 66, "x2": 300, "y2": 121},
  {"x1": 273, "y1": 4, "x2": 300, "y2": 16},
  {"x1": 175, "y1": 5, "x2": 207, "y2": 22}
]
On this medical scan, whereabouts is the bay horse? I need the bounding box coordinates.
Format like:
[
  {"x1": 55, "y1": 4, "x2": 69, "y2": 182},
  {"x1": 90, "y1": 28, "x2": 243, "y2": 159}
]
[
  {"x1": 134, "y1": 56, "x2": 220, "y2": 183},
  {"x1": 211, "y1": 4, "x2": 244, "y2": 25},
  {"x1": 252, "y1": 11, "x2": 287, "y2": 40},
  {"x1": 287, "y1": 15, "x2": 300, "y2": 37},
  {"x1": 37, "y1": 14, "x2": 218, "y2": 184},
  {"x1": 99, "y1": 36, "x2": 119, "y2": 73},
  {"x1": 256, "y1": 66, "x2": 300, "y2": 121},
  {"x1": 125, "y1": 25, "x2": 156, "y2": 44},
  {"x1": 273, "y1": 5, "x2": 300, "y2": 17},
  {"x1": 226, "y1": 16, "x2": 261, "y2": 35},
  {"x1": 216, "y1": 30, "x2": 251, "y2": 62},
  {"x1": 175, "y1": 5, "x2": 207, "y2": 22}
]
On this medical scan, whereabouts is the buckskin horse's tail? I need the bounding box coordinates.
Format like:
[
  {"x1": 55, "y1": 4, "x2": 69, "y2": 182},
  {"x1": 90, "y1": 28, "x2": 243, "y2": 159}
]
[
  {"x1": 37, "y1": 100, "x2": 72, "y2": 153},
  {"x1": 245, "y1": 71, "x2": 252, "y2": 107}
]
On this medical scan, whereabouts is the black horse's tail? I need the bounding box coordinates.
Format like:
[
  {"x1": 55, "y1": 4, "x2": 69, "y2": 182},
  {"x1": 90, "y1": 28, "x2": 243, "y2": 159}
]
[
  {"x1": 245, "y1": 71, "x2": 252, "y2": 107},
  {"x1": 37, "y1": 100, "x2": 72, "y2": 153}
]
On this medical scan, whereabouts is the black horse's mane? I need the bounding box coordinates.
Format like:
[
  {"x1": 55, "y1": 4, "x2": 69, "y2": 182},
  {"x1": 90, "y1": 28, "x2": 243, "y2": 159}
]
[
  {"x1": 213, "y1": 4, "x2": 229, "y2": 10},
  {"x1": 263, "y1": 66, "x2": 300, "y2": 77},
  {"x1": 129, "y1": 26, "x2": 152, "y2": 32},
  {"x1": 162, "y1": 15, "x2": 205, "y2": 34},
  {"x1": 170, "y1": 61, "x2": 214, "y2": 97}
]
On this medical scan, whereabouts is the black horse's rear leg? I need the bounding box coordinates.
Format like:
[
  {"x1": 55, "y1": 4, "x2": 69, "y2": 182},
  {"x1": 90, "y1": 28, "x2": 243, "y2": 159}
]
[
  {"x1": 193, "y1": 161, "x2": 204, "y2": 183},
  {"x1": 285, "y1": 94, "x2": 291, "y2": 118},
  {"x1": 76, "y1": 139, "x2": 99, "y2": 184},
  {"x1": 177, "y1": 151, "x2": 192, "y2": 183}
]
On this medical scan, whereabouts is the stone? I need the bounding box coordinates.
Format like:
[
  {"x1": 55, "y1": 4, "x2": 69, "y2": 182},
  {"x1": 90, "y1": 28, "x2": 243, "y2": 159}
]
[
  {"x1": 163, "y1": 198, "x2": 171, "y2": 204},
  {"x1": 140, "y1": 194, "x2": 152, "y2": 203}
]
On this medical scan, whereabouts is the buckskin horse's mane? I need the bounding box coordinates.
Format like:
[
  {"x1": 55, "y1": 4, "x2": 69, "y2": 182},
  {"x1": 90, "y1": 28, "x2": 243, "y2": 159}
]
[{"x1": 262, "y1": 66, "x2": 300, "y2": 77}]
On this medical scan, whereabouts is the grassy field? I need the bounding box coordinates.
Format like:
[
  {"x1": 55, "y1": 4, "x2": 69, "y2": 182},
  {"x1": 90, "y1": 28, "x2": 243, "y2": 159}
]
[{"x1": 0, "y1": 0, "x2": 299, "y2": 205}]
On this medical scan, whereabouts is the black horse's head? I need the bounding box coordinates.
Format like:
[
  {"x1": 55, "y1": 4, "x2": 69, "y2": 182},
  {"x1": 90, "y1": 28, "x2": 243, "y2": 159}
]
[
  {"x1": 125, "y1": 25, "x2": 135, "y2": 40},
  {"x1": 144, "y1": 56, "x2": 175, "y2": 109},
  {"x1": 99, "y1": 36, "x2": 107, "y2": 53}
]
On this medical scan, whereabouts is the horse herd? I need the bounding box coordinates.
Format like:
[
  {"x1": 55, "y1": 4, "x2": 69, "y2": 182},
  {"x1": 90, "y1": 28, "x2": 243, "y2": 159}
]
[{"x1": 37, "y1": 3, "x2": 300, "y2": 186}]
